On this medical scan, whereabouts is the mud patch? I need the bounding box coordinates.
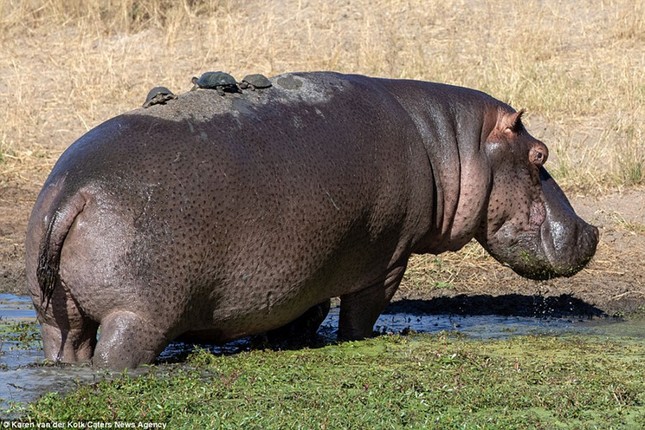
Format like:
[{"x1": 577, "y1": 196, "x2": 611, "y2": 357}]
[
  {"x1": 387, "y1": 294, "x2": 606, "y2": 319},
  {"x1": 276, "y1": 75, "x2": 303, "y2": 90}
]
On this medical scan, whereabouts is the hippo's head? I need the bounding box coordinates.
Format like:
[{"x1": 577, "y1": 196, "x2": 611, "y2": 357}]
[{"x1": 475, "y1": 109, "x2": 599, "y2": 280}]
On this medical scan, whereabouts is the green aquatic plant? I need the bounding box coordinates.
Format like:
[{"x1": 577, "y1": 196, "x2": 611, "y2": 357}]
[
  {"x1": 16, "y1": 334, "x2": 645, "y2": 428},
  {"x1": 0, "y1": 320, "x2": 40, "y2": 350}
]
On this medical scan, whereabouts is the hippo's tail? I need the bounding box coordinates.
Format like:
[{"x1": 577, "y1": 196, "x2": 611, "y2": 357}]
[{"x1": 36, "y1": 193, "x2": 87, "y2": 310}]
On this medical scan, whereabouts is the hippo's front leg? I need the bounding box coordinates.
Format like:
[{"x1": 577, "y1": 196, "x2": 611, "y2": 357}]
[
  {"x1": 93, "y1": 311, "x2": 169, "y2": 370},
  {"x1": 338, "y1": 264, "x2": 407, "y2": 340}
]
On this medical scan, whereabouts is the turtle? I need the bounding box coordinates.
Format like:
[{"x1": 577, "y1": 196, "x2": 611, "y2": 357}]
[
  {"x1": 239, "y1": 74, "x2": 272, "y2": 91},
  {"x1": 191, "y1": 71, "x2": 238, "y2": 96},
  {"x1": 142, "y1": 86, "x2": 176, "y2": 108}
]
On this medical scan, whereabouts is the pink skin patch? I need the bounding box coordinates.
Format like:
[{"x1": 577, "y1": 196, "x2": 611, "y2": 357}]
[{"x1": 529, "y1": 200, "x2": 546, "y2": 229}]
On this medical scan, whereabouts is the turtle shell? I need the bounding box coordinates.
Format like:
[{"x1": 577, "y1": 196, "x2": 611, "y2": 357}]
[
  {"x1": 143, "y1": 86, "x2": 176, "y2": 108},
  {"x1": 242, "y1": 74, "x2": 272, "y2": 89},
  {"x1": 193, "y1": 71, "x2": 237, "y2": 89}
]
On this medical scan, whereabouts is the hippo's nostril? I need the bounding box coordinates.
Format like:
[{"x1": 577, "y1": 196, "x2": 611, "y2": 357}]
[{"x1": 586, "y1": 224, "x2": 600, "y2": 249}]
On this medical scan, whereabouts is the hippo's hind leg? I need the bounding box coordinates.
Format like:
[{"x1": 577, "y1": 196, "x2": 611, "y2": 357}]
[
  {"x1": 93, "y1": 311, "x2": 169, "y2": 370},
  {"x1": 39, "y1": 286, "x2": 98, "y2": 364},
  {"x1": 41, "y1": 322, "x2": 98, "y2": 364},
  {"x1": 264, "y1": 300, "x2": 331, "y2": 346},
  {"x1": 338, "y1": 264, "x2": 407, "y2": 340}
]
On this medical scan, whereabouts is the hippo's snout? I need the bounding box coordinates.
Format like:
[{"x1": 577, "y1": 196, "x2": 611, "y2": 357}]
[
  {"x1": 490, "y1": 214, "x2": 598, "y2": 281},
  {"x1": 535, "y1": 168, "x2": 599, "y2": 278},
  {"x1": 538, "y1": 207, "x2": 599, "y2": 279}
]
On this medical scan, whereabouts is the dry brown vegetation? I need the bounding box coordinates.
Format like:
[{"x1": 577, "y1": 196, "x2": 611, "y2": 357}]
[
  {"x1": 1, "y1": 0, "x2": 643, "y2": 190},
  {"x1": 0, "y1": 0, "x2": 644, "y2": 312}
]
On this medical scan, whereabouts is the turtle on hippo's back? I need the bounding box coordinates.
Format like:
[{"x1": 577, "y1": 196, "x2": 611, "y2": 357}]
[
  {"x1": 142, "y1": 86, "x2": 176, "y2": 108},
  {"x1": 239, "y1": 74, "x2": 272, "y2": 91},
  {"x1": 191, "y1": 71, "x2": 239, "y2": 96}
]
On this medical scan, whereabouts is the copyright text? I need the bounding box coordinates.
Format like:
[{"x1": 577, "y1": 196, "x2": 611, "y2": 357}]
[{"x1": 1, "y1": 422, "x2": 167, "y2": 429}]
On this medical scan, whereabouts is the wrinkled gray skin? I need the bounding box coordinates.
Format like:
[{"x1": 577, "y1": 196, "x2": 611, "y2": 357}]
[{"x1": 25, "y1": 72, "x2": 599, "y2": 369}]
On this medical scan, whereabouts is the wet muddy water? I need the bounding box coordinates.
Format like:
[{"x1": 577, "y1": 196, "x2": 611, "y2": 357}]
[{"x1": 1, "y1": 293, "x2": 643, "y2": 416}]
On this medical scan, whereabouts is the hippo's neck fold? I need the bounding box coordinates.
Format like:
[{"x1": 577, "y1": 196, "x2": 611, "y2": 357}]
[{"x1": 385, "y1": 80, "x2": 494, "y2": 255}]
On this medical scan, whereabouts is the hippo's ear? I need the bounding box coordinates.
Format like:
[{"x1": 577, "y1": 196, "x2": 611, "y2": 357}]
[
  {"x1": 487, "y1": 108, "x2": 527, "y2": 145},
  {"x1": 502, "y1": 109, "x2": 525, "y2": 134}
]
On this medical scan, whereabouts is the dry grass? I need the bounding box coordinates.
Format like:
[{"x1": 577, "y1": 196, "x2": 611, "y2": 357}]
[{"x1": 0, "y1": 0, "x2": 643, "y2": 191}]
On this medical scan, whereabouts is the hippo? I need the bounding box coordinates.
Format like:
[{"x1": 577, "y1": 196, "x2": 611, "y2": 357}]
[{"x1": 25, "y1": 72, "x2": 599, "y2": 369}]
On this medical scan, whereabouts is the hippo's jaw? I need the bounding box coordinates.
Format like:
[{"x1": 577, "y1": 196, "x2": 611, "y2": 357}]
[{"x1": 480, "y1": 170, "x2": 599, "y2": 281}]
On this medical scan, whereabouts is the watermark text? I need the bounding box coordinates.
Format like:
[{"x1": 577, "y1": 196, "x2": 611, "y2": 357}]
[{"x1": 1, "y1": 422, "x2": 167, "y2": 429}]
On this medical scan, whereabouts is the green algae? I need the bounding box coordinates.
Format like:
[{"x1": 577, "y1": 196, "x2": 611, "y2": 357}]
[{"x1": 14, "y1": 333, "x2": 645, "y2": 429}]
